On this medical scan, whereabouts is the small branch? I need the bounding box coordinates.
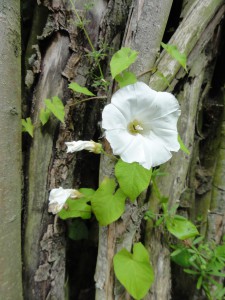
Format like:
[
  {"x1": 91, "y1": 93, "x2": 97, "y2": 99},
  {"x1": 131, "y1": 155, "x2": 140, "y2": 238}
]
[
  {"x1": 137, "y1": 68, "x2": 155, "y2": 78},
  {"x1": 69, "y1": 95, "x2": 107, "y2": 107}
]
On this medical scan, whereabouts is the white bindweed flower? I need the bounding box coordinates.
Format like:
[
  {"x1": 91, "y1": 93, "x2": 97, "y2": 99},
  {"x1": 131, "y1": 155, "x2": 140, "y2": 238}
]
[
  {"x1": 48, "y1": 187, "x2": 82, "y2": 214},
  {"x1": 102, "y1": 82, "x2": 181, "y2": 169},
  {"x1": 65, "y1": 140, "x2": 103, "y2": 154}
]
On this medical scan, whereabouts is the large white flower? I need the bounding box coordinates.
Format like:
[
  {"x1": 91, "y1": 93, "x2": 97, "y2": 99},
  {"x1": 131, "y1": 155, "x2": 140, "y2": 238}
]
[
  {"x1": 102, "y1": 82, "x2": 181, "y2": 169},
  {"x1": 48, "y1": 187, "x2": 82, "y2": 214}
]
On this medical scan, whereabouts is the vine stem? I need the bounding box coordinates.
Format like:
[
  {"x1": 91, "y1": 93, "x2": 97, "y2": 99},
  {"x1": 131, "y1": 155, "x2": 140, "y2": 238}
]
[
  {"x1": 69, "y1": 0, "x2": 104, "y2": 78},
  {"x1": 69, "y1": 95, "x2": 107, "y2": 107}
]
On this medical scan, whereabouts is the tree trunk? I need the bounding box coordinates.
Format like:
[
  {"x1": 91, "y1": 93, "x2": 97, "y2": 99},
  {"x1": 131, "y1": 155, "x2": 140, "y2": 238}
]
[
  {"x1": 19, "y1": 0, "x2": 225, "y2": 299},
  {"x1": 145, "y1": 1, "x2": 225, "y2": 299},
  {"x1": 0, "y1": 0, "x2": 23, "y2": 299}
]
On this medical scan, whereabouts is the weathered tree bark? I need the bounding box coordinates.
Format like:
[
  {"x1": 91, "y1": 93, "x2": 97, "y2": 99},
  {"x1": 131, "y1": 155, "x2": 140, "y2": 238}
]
[
  {"x1": 145, "y1": 1, "x2": 225, "y2": 299},
  {"x1": 95, "y1": 1, "x2": 174, "y2": 299},
  {"x1": 0, "y1": 0, "x2": 23, "y2": 299},
  {"x1": 20, "y1": 0, "x2": 225, "y2": 299},
  {"x1": 22, "y1": 0, "x2": 131, "y2": 299}
]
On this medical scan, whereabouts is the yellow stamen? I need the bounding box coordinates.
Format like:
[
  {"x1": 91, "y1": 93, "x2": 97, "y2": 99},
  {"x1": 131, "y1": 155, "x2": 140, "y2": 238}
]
[{"x1": 128, "y1": 120, "x2": 144, "y2": 135}]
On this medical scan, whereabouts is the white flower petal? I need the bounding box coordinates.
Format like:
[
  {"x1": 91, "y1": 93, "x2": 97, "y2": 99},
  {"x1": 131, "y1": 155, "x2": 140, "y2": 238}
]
[
  {"x1": 151, "y1": 128, "x2": 180, "y2": 151},
  {"x1": 111, "y1": 82, "x2": 158, "y2": 121},
  {"x1": 142, "y1": 136, "x2": 172, "y2": 167},
  {"x1": 65, "y1": 141, "x2": 88, "y2": 153},
  {"x1": 119, "y1": 134, "x2": 146, "y2": 166},
  {"x1": 135, "y1": 91, "x2": 180, "y2": 124},
  {"x1": 49, "y1": 187, "x2": 72, "y2": 205},
  {"x1": 65, "y1": 140, "x2": 102, "y2": 153},
  {"x1": 145, "y1": 109, "x2": 181, "y2": 132},
  {"x1": 105, "y1": 129, "x2": 134, "y2": 155},
  {"x1": 48, "y1": 187, "x2": 77, "y2": 214},
  {"x1": 102, "y1": 103, "x2": 127, "y2": 130}
]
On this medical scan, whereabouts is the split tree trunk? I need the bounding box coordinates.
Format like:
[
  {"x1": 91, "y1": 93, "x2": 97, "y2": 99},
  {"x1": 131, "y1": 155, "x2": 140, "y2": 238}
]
[{"x1": 0, "y1": 1, "x2": 23, "y2": 299}]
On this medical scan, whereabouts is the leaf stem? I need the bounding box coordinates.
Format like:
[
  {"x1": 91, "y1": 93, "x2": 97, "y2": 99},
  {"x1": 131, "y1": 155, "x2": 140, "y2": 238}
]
[{"x1": 137, "y1": 68, "x2": 155, "y2": 78}]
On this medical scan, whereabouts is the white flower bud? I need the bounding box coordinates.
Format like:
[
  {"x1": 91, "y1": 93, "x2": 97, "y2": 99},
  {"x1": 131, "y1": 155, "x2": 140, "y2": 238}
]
[
  {"x1": 48, "y1": 187, "x2": 82, "y2": 214},
  {"x1": 65, "y1": 140, "x2": 103, "y2": 154}
]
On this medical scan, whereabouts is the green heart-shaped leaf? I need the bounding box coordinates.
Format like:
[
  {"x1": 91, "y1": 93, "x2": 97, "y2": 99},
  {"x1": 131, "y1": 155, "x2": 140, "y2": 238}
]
[
  {"x1": 39, "y1": 108, "x2": 51, "y2": 125},
  {"x1": 44, "y1": 96, "x2": 65, "y2": 123},
  {"x1": 22, "y1": 117, "x2": 34, "y2": 137},
  {"x1": 161, "y1": 42, "x2": 187, "y2": 71},
  {"x1": 113, "y1": 243, "x2": 154, "y2": 300},
  {"x1": 58, "y1": 198, "x2": 91, "y2": 220},
  {"x1": 115, "y1": 71, "x2": 137, "y2": 88},
  {"x1": 110, "y1": 47, "x2": 138, "y2": 78},
  {"x1": 166, "y1": 216, "x2": 199, "y2": 240},
  {"x1": 69, "y1": 82, "x2": 95, "y2": 96},
  {"x1": 91, "y1": 177, "x2": 126, "y2": 226},
  {"x1": 115, "y1": 160, "x2": 152, "y2": 201}
]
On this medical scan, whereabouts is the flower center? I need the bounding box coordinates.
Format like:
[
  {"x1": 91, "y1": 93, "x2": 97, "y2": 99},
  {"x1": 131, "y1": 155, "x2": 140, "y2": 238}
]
[{"x1": 128, "y1": 119, "x2": 144, "y2": 135}]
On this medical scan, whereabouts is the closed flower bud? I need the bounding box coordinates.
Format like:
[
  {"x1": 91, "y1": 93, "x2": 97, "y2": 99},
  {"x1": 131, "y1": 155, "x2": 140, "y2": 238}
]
[
  {"x1": 65, "y1": 140, "x2": 103, "y2": 154},
  {"x1": 48, "y1": 187, "x2": 82, "y2": 214}
]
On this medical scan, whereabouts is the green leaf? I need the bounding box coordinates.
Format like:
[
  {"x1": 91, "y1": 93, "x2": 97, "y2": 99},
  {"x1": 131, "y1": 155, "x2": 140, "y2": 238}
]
[
  {"x1": 115, "y1": 160, "x2": 152, "y2": 201},
  {"x1": 115, "y1": 71, "x2": 137, "y2": 88},
  {"x1": 58, "y1": 198, "x2": 91, "y2": 220},
  {"x1": 39, "y1": 108, "x2": 51, "y2": 125},
  {"x1": 166, "y1": 216, "x2": 199, "y2": 240},
  {"x1": 178, "y1": 135, "x2": 190, "y2": 155},
  {"x1": 161, "y1": 42, "x2": 187, "y2": 71},
  {"x1": 208, "y1": 271, "x2": 225, "y2": 277},
  {"x1": 196, "y1": 276, "x2": 203, "y2": 289},
  {"x1": 91, "y1": 178, "x2": 126, "y2": 226},
  {"x1": 155, "y1": 71, "x2": 170, "y2": 88},
  {"x1": 144, "y1": 210, "x2": 156, "y2": 221},
  {"x1": 113, "y1": 243, "x2": 154, "y2": 300},
  {"x1": 22, "y1": 117, "x2": 34, "y2": 137},
  {"x1": 215, "y1": 244, "x2": 225, "y2": 259},
  {"x1": 155, "y1": 217, "x2": 164, "y2": 227},
  {"x1": 69, "y1": 82, "x2": 95, "y2": 96},
  {"x1": 183, "y1": 269, "x2": 199, "y2": 275},
  {"x1": 170, "y1": 248, "x2": 183, "y2": 257},
  {"x1": 44, "y1": 96, "x2": 65, "y2": 123},
  {"x1": 79, "y1": 188, "x2": 95, "y2": 198},
  {"x1": 192, "y1": 236, "x2": 204, "y2": 245},
  {"x1": 151, "y1": 169, "x2": 168, "y2": 179},
  {"x1": 110, "y1": 47, "x2": 138, "y2": 78},
  {"x1": 171, "y1": 248, "x2": 192, "y2": 268},
  {"x1": 67, "y1": 219, "x2": 89, "y2": 240}
]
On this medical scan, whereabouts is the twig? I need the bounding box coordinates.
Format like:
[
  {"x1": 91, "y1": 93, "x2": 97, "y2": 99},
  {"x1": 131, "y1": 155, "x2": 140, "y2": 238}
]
[{"x1": 69, "y1": 95, "x2": 107, "y2": 107}]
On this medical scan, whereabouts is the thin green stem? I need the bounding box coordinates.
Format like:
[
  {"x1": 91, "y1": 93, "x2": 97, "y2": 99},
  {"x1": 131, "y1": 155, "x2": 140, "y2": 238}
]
[
  {"x1": 152, "y1": 179, "x2": 162, "y2": 200},
  {"x1": 137, "y1": 68, "x2": 154, "y2": 78},
  {"x1": 69, "y1": 0, "x2": 104, "y2": 78}
]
